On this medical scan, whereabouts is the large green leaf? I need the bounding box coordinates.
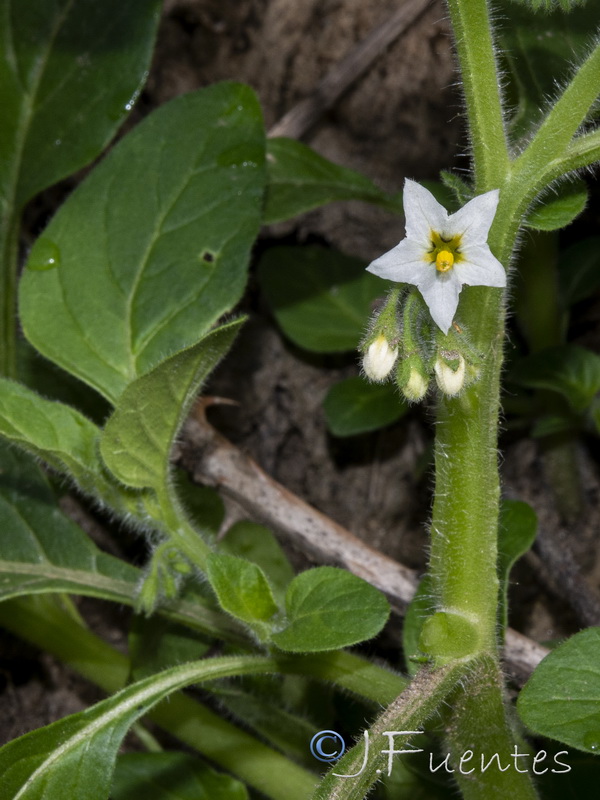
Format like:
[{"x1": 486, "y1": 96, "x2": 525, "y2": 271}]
[
  {"x1": 264, "y1": 138, "x2": 401, "y2": 223},
  {"x1": 0, "y1": 377, "x2": 128, "y2": 508},
  {"x1": 509, "y1": 345, "x2": 600, "y2": 413},
  {"x1": 0, "y1": 655, "x2": 276, "y2": 800},
  {"x1": 112, "y1": 753, "x2": 249, "y2": 800},
  {"x1": 0, "y1": 0, "x2": 161, "y2": 209},
  {"x1": 272, "y1": 566, "x2": 390, "y2": 652},
  {"x1": 20, "y1": 84, "x2": 265, "y2": 403},
  {"x1": 258, "y1": 245, "x2": 382, "y2": 352},
  {"x1": 497, "y1": 1, "x2": 599, "y2": 141},
  {"x1": 525, "y1": 179, "x2": 588, "y2": 232},
  {"x1": 518, "y1": 628, "x2": 600, "y2": 754},
  {"x1": 323, "y1": 376, "x2": 407, "y2": 437},
  {"x1": 100, "y1": 319, "x2": 244, "y2": 491}
]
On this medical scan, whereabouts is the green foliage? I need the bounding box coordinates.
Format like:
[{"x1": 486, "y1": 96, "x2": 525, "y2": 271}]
[
  {"x1": 497, "y1": 500, "x2": 538, "y2": 634},
  {"x1": 323, "y1": 375, "x2": 407, "y2": 436},
  {"x1": 0, "y1": 376, "x2": 127, "y2": 508},
  {"x1": 264, "y1": 137, "x2": 402, "y2": 223},
  {"x1": 510, "y1": 344, "x2": 600, "y2": 413},
  {"x1": 128, "y1": 616, "x2": 211, "y2": 681},
  {"x1": 0, "y1": 655, "x2": 276, "y2": 800},
  {"x1": 559, "y1": 237, "x2": 600, "y2": 305},
  {"x1": 217, "y1": 521, "x2": 295, "y2": 604},
  {"x1": 19, "y1": 84, "x2": 265, "y2": 403},
  {"x1": 100, "y1": 319, "x2": 244, "y2": 491},
  {"x1": 518, "y1": 627, "x2": 600, "y2": 753},
  {"x1": 258, "y1": 245, "x2": 382, "y2": 352},
  {"x1": 525, "y1": 179, "x2": 588, "y2": 231},
  {"x1": 112, "y1": 753, "x2": 249, "y2": 800},
  {"x1": 497, "y1": 0, "x2": 598, "y2": 141},
  {"x1": 272, "y1": 566, "x2": 390, "y2": 653},
  {"x1": 0, "y1": 0, "x2": 161, "y2": 209},
  {"x1": 206, "y1": 553, "x2": 279, "y2": 637}
]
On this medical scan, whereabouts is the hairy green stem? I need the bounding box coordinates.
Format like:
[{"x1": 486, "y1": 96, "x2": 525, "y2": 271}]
[
  {"x1": 312, "y1": 663, "x2": 464, "y2": 800},
  {"x1": 445, "y1": 0, "x2": 509, "y2": 191}
]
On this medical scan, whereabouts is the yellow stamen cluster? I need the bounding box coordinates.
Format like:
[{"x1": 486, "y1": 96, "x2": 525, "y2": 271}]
[{"x1": 435, "y1": 249, "x2": 454, "y2": 273}]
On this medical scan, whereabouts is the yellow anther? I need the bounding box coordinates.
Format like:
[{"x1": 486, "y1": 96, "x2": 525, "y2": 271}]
[{"x1": 435, "y1": 249, "x2": 454, "y2": 272}]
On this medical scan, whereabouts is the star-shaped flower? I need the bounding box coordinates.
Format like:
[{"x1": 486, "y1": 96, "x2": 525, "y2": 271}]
[{"x1": 366, "y1": 179, "x2": 506, "y2": 333}]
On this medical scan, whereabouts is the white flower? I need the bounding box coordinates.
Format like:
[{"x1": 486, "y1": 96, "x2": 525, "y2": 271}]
[
  {"x1": 362, "y1": 335, "x2": 397, "y2": 381},
  {"x1": 435, "y1": 354, "x2": 466, "y2": 396},
  {"x1": 366, "y1": 180, "x2": 506, "y2": 334}
]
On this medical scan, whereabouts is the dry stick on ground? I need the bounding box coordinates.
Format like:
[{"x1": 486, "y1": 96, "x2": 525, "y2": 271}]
[
  {"x1": 267, "y1": 0, "x2": 432, "y2": 139},
  {"x1": 178, "y1": 402, "x2": 549, "y2": 684}
]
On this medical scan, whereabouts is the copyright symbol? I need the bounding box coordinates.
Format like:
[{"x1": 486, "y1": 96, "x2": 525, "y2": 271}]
[{"x1": 310, "y1": 730, "x2": 345, "y2": 763}]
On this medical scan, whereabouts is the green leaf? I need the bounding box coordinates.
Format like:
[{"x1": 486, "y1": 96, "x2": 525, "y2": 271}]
[
  {"x1": 264, "y1": 137, "x2": 401, "y2": 223},
  {"x1": 19, "y1": 84, "x2": 265, "y2": 403},
  {"x1": 0, "y1": 654, "x2": 275, "y2": 800},
  {"x1": 0, "y1": 0, "x2": 161, "y2": 209},
  {"x1": 206, "y1": 553, "x2": 279, "y2": 634},
  {"x1": 112, "y1": 752, "x2": 249, "y2": 800},
  {"x1": 218, "y1": 521, "x2": 295, "y2": 604},
  {"x1": 497, "y1": 500, "x2": 537, "y2": 634},
  {"x1": 176, "y1": 473, "x2": 226, "y2": 537},
  {"x1": 509, "y1": 345, "x2": 600, "y2": 413},
  {"x1": 0, "y1": 442, "x2": 138, "y2": 604},
  {"x1": 402, "y1": 574, "x2": 434, "y2": 676},
  {"x1": 258, "y1": 245, "x2": 382, "y2": 352},
  {"x1": 497, "y1": 1, "x2": 598, "y2": 141},
  {"x1": 323, "y1": 376, "x2": 407, "y2": 436},
  {"x1": 100, "y1": 319, "x2": 244, "y2": 491},
  {"x1": 559, "y1": 237, "x2": 600, "y2": 306},
  {"x1": 525, "y1": 179, "x2": 588, "y2": 231},
  {"x1": 272, "y1": 566, "x2": 390, "y2": 652},
  {"x1": 0, "y1": 377, "x2": 129, "y2": 509},
  {"x1": 518, "y1": 627, "x2": 600, "y2": 754}
]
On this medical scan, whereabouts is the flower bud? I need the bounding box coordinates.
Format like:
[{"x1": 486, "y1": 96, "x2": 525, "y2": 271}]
[
  {"x1": 434, "y1": 352, "x2": 465, "y2": 396},
  {"x1": 362, "y1": 335, "x2": 398, "y2": 382},
  {"x1": 404, "y1": 368, "x2": 428, "y2": 402}
]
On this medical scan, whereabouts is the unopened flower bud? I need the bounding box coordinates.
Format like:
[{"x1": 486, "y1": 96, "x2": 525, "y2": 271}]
[
  {"x1": 363, "y1": 335, "x2": 398, "y2": 382},
  {"x1": 404, "y1": 368, "x2": 428, "y2": 402},
  {"x1": 434, "y1": 353, "x2": 466, "y2": 396}
]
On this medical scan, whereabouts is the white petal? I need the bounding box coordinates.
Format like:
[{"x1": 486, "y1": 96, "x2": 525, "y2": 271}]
[
  {"x1": 403, "y1": 179, "x2": 448, "y2": 247},
  {"x1": 366, "y1": 238, "x2": 428, "y2": 283},
  {"x1": 417, "y1": 269, "x2": 462, "y2": 334},
  {"x1": 454, "y1": 245, "x2": 506, "y2": 287},
  {"x1": 445, "y1": 189, "x2": 499, "y2": 243}
]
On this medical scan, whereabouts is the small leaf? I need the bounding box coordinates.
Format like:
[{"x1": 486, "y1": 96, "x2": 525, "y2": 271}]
[
  {"x1": 509, "y1": 345, "x2": 600, "y2": 413},
  {"x1": 323, "y1": 376, "x2": 407, "y2": 437},
  {"x1": 20, "y1": 84, "x2": 265, "y2": 403},
  {"x1": 497, "y1": 500, "x2": 537, "y2": 634},
  {"x1": 525, "y1": 179, "x2": 588, "y2": 231},
  {"x1": 559, "y1": 237, "x2": 600, "y2": 306},
  {"x1": 0, "y1": 655, "x2": 275, "y2": 800},
  {"x1": 176, "y1": 473, "x2": 226, "y2": 537},
  {"x1": 264, "y1": 138, "x2": 401, "y2": 224},
  {"x1": 206, "y1": 553, "x2": 279, "y2": 627},
  {"x1": 0, "y1": 0, "x2": 161, "y2": 209},
  {"x1": 0, "y1": 377, "x2": 129, "y2": 509},
  {"x1": 112, "y1": 752, "x2": 249, "y2": 800},
  {"x1": 258, "y1": 245, "x2": 382, "y2": 352},
  {"x1": 272, "y1": 566, "x2": 390, "y2": 652},
  {"x1": 218, "y1": 521, "x2": 294, "y2": 604},
  {"x1": 129, "y1": 616, "x2": 211, "y2": 682},
  {"x1": 439, "y1": 172, "x2": 472, "y2": 208},
  {"x1": 518, "y1": 627, "x2": 600, "y2": 753},
  {"x1": 100, "y1": 319, "x2": 244, "y2": 491}
]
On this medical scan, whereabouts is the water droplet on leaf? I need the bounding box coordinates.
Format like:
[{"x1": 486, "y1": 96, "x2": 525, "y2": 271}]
[
  {"x1": 28, "y1": 239, "x2": 61, "y2": 271},
  {"x1": 583, "y1": 731, "x2": 600, "y2": 751}
]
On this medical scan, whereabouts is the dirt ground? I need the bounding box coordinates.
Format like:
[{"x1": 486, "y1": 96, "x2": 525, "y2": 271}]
[{"x1": 2, "y1": 0, "x2": 600, "y2": 751}]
